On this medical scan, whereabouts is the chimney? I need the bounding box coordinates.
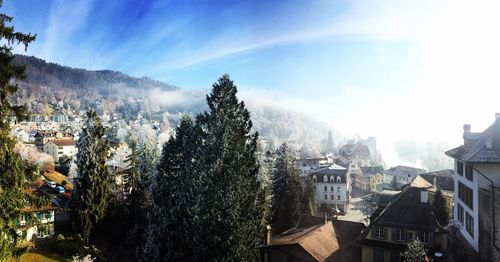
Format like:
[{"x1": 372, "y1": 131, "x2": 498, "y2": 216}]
[
  {"x1": 421, "y1": 190, "x2": 429, "y2": 203},
  {"x1": 264, "y1": 225, "x2": 271, "y2": 245},
  {"x1": 433, "y1": 176, "x2": 437, "y2": 188},
  {"x1": 463, "y1": 124, "x2": 471, "y2": 146},
  {"x1": 493, "y1": 113, "x2": 500, "y2": 148}
]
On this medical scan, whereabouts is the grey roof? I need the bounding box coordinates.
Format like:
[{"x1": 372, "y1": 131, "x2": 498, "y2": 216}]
[
  {"x1": 446, "y1": 116, "x2": 500, "y2": 163},
  {"x1": 360, "y1": 166, "x2": 384, "y2": 178},
  {"x1": 384, "y1": 165, "x2": 426, "y2": 177},
  {"x1": 368, "y1": 185, "x2": 438, "y2": 231},
  {"x1": 339, "y1": 143, "x2": 370, "y2": 158},
  {"x1": 420, "y1": 169, "x2": 454, "y2": 192},
  {"x1": 310, "y1": 167, "x2": 347, "y2": 183}
]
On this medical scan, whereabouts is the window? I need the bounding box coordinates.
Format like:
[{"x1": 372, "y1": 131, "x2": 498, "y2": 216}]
[
  {"x1": 466, "y1": 212, "x2": 474, "y2": 237},
  {"x1": 374, "y1": 248, "x2": 384, "y2": 262},
  {"x1": 323, "y1": 175, "x2": 328, "y2": 182},
  {"x1": 337, "y1": 195, "x2": 340, "y2": 200},
  {"x1": 331, "y1": 186, "x2": 334, "y2": 191},
  {"x1": 313, "y1": 176, "x2": 317, "y2": 183},
  {"x1": 313, "y1": 186, "x2": 316, "y2": 191},
  {"x1": 374, "y1": 226, "x2": 384, "y2": 239},
  {"x1": 465, "y1": 165, "x2": 473, "y2": 181},
  {"x1": 331, "y1": 194, "x2": 334, "y2": 200},
  {"x1": 330, "y1": 176, "x2": 335, "y2": 182},
  {"x1": 457, "y1": 204, "x2": 464, "y2": 224},
  {"x1": 324, "y1": 194, "x2": 327, "y2": 200},
  {"x1": 324, "y1": 186, "x2": 328, "y2": 191},
  {"x1": 337, "y1": 187, "x2": 341, "y2": 192},
  {"x1": 407, "y1": 232, "x2": 413, "y2": 241},
  {"x1": 458, "y1": 182, "x2": 473, "y2": 209},
  {"x1": 420, "y1": 232, "x2": 429, "y2": 243},
  {"x1": 457, "y1": 161, "x2": 464, "y2": 176},
  {"x1": 395, "y1": 229, "x2": 405, "y2": 242},
  {"x1": 337, "y1": 176, "x2": 341, "y2": 183}
]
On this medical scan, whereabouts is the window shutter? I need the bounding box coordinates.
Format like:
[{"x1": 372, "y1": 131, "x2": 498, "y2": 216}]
[
  {"x1": 401, "y1": 230, "x2": 405, "y2": 241},
  {"x1": 391, "y1": 229, "x2": 396, "y2": 241}
]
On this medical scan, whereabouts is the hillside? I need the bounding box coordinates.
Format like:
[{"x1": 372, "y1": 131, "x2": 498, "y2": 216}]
[{"x1": 13, "y1": 55, "x2": 338, "y2": 152}]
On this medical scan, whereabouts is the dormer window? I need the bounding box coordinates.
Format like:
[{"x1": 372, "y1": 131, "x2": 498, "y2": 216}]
[
  {"x1": 330, "y1": 176, "x2": 335, "y2": 183},
  {"x1": 313, "y1": 176, "x2": 317, "y2": 183},
  {"x1": 337, "y1": 176, "x2": 341, "y2": 183},
  {"x1": 323, "y1": 175, "x2": 328, "y2": 182}
]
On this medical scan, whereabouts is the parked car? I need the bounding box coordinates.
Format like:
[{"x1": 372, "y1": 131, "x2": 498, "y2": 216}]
[
  {"x1": 45, "y1": 180, "x2": 56, "y2": 188},
  {"x1": 55, "y1": 185, "x2": 65, "y2": 194}
]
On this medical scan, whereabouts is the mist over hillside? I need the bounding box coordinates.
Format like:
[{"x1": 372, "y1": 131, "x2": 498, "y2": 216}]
[{"x1": 13, "y1": 55, "x2": 337, "y2": 152}]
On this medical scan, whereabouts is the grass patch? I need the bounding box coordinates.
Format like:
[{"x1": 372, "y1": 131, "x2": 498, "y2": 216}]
[{"x1": 20, "y1": 251, "x2": 72, "y2": 262}]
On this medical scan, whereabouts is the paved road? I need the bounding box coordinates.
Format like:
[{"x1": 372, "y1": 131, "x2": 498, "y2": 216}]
[{"x1": 337, "y1": 194, "x2": 377, "y2": 225}]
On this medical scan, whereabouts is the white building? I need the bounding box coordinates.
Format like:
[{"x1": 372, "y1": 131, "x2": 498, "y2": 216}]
[
  {"x1": 310, "y1": 164, "x2": 350, "y2": 212},
  {"x1": 445, "y1": 113, "x2": 500, "y2": 261},
  {"x1": 16, "y1": 208, "x2": 56, "y2": 242},
  {"x1": 43, "y1": 139, "x2": 77, "y2": 163}
]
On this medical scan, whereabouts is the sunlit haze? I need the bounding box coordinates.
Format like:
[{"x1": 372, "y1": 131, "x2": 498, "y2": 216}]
[{"x1": 5, "y1": 0, "x2": 500, "y2": 168}]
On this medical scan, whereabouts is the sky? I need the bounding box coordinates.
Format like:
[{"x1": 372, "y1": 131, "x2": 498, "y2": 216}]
[{"x1": 4, "y1": 0, "x2": 500, "y2": 167}]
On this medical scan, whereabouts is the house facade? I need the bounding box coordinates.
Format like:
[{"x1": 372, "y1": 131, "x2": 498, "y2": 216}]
[
  {"x1": 16, "y1": 207, "x2": 56, "y2": 242},
  {"x1": 310, "y1": 165, "x2": 349, "y2": 212},
  {"x1": 43, "y1": 139, "x2": 77, "y2": 163},
  {"x1": 383, "y1": 165, "x2": 427, "y2": 187},
  {"x1": 445, "y1": 114, "x2": 500, "y2": 261}
]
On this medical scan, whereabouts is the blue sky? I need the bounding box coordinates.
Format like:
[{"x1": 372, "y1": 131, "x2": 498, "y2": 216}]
[{"x1": 4, "y1": 0, "x2": 500, "y2": 166}]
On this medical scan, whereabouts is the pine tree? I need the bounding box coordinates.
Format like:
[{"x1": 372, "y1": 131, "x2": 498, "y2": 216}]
[
  {"x1": 143, "y1": 115, "x2": 201, "y2": 261},
  {"x1": 402, "y1": 239, "x2": 429, "y2": 262},
  {"x1": 0, "y1": 4, "x2": 42, "y2": 260},
  {"x1": 301, "y1": 176, "x2": 317, "y2": 215},
  {"x1": 432, "y1": 189, "x2": 450, "y2": 226},
  {"x1": 271, "y1": 143, "x2": 303, "y2": 235},
  {"x1": 196, "y1": 75, "x2": 263, "y2": 260},
  {"x1": 72, "y1": 110, "x2": 112, "y2": 243}
]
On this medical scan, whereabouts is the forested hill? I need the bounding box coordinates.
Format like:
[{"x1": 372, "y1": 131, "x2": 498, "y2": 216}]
[
  {"x1": 15, "y1": 55, "x2": 177, "y2": 92},
  {"x1": 13, "y1": 55, "x2": 339, "y2": 152}
]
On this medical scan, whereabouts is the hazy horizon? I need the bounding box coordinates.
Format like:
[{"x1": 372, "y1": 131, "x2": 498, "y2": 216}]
[{"x1": 6, "y1": 0, "x2": 500, "y2": 169}]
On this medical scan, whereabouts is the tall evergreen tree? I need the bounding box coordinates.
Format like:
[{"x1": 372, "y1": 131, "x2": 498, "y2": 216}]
[
  {"x1": 72, "y1": 110, "x2": 112, "y2": 243},
  {"x1": 196, "y1": 75, "x2": 263, "y2": 260},
  {"x1": 301, "y1": 176, "x2": 317, "y2": 215},
  {"x1": 142, "y1": 115, "x2": 201, "y2": 261},
  {"x1": 0, "y1": 4, "x2": 42, "y2": 260},
  {"x1": 432, "y1": 189, "x2": 450, "y2": 226},
  {"x1": 271, "y1": 143, "x2": 303, "y2": 235}
]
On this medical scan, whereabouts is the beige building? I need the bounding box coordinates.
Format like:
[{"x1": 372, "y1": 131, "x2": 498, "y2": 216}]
[{"x1": 43, "y1": 139, "x2": 77, "y2": 163}]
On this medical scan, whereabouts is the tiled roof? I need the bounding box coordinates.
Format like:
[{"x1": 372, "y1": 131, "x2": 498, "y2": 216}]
[
  {"x1": 266, "y1": 215, "x2": 340, "y2": 261},
  {"x1": 366, "y1": 176, "x2": 439, "y2": 231},
  {"x1": 420, "y1": 169, "x2": 454, "y2": 192},
  {"x1": 360, "y1": 166, "x2": 384, "y2": 178},
  {"x1": 384, "y1": 165, "x2": 426, "y2": 177},
  {"x1": 48, "y1": 139, "x2": 75, "y2": 146}
]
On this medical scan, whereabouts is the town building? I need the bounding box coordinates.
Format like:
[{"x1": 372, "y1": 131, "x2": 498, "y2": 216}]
[
  {"x1": 445, "y1": 113, "x2": 500, "y2": 261},
  {"x1": 421, "y1": 169, "x2": 454, "y2": 214},
  {"x1": 310, "y1": 164, "x2": 349, "y2": 212},
  {"x1": 339, "y1": 142, "x2": 371, "y2": 168},
  {"x1": 34, "y1": 130, "x2": 73, "y2": 151},
  {"x1": 43, "y1": 139, "x2": 77, "y2": 163},
  {"x1": 16, "y1": 206, "x2": 56, "y2": 242},
  {"x1": 352, "y1": 166, "x2": 384, "y2": 192},
  {"x1": 297, "y1": 157, "x2": 328, "y2": 177},
  {"x1": 358, "y1": 176, "x2": 447, "y2": 262},
  {"x1": 383, "y1": 165, "x2": 427, "y2": 188}
]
